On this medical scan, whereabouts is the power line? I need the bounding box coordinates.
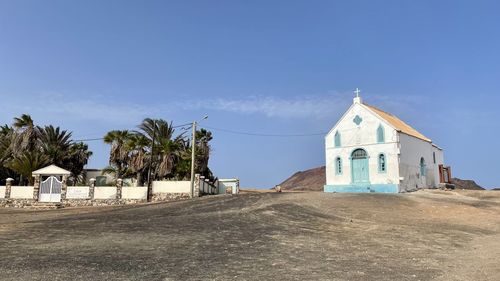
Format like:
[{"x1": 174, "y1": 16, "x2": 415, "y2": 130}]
[
  {"x1": 202, "y1": 125, "x2": 326, "y2": 137},
  {"x1": 172, "y1": 122, "x2": 193, "y2": 129},
  {"x1": 73, "y1": 124, "x2": 325, "y2": 141},
  {"x1": 73, "y1": 137, "x2": 104, "y2": 142},
  {"x1": 73, "y1": 122, "x2": 194, "y2": 142}
]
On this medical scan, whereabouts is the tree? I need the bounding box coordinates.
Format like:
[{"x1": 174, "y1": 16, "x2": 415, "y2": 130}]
[
  {"x1": 195, "y1": 128, "x2": 213, "y2": 179},
  {"x1": 102, "y1": 118, "x2": 214, "y2": 184},
  {"x1": 7, "y1": 151, "x2": 49, "y2": 185},
  {"x1": 38, "y1": 125, "x2": 72, "y2": 166},
  {"x1": 0, "y1": 115, "x2": 93, "y2": 185},
  {"x1": 64, "y1": 142, "x2": 93, "y2": 185},
  {"x1": 11, "y1": 114, "x2": 38, "y2": 156},
  {"x1": 136, "y1": 118, "x2": 185, "y2": 180},
  {"x1": 103, "y1": 130, "x2": 131, "y2": 179},
  {"x1": 126, "y1": 134, "x2": 149, "y2": 186}
]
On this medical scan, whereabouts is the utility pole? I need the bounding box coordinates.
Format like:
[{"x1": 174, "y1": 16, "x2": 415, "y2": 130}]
[
  {"x1": 190, "y1": 121, "x2": 197, "y2": 198},
  {"x1": 147, "y1": 119, "x2": 156, "y2": 201},
  {"x1": 189, "y1": 115, "x2": 207, "y2": 198}
]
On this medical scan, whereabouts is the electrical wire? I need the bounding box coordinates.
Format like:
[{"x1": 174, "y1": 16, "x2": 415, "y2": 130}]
[
  {"x1": 201, "y1": 125, "x2": 326, "y2": 137},
  {"x1": 73, "y1": 124, "x2": 325, "y2": 141}
]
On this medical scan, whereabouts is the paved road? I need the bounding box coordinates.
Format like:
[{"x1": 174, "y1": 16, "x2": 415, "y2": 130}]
[{"x1": 1, "y1": 190, "x2": 499, "y2": 280}]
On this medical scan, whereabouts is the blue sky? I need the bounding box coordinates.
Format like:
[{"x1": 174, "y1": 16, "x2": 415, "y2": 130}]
[{"x1": 1, "y1": 0, "x2": 499, "y2": 188}]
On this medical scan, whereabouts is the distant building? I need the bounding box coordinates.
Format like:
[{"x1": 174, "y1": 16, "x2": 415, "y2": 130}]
[
  {"x1": 84, "y1": 169, "x2": 114, "y2": 186},
  {"x1": 324, "y1": 91, "x2": 451, "y2": 193},
  {"x1": 218, "y1": 179, "x2": 239, "y2": 194}
]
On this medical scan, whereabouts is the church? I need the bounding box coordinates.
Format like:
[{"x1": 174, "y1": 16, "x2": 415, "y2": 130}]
[{"x1": 324, "y1": 90, "x2": 451, "y2": 193}]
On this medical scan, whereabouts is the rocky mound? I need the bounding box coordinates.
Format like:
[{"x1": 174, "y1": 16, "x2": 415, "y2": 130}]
[
  {"x1": 452, "y1": 178, "x2": 484, "y2": 190},
  {"x1": 278, "y1": 166, "x2": 325, "y2": 191}
]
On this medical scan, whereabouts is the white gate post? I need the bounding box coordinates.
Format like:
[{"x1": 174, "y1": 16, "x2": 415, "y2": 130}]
[{"x1": 5, "y1": 178, "x2": 13, "y2": 199}]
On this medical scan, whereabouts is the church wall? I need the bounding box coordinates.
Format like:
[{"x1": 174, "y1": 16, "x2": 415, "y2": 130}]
[
  {"x1": 432, "y1": 146, "x2": 444, "y2": 185},
  {"x1": 325, "y1": 103, "x2": 400, "y2": 190},
  {"x1": 398, "y1": 133, "x2": 443, "y2": 192}
]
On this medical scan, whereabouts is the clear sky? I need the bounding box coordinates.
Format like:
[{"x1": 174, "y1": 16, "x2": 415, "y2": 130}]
[{"x1": 1, "y1": 0, "x2": 499, "y2": 188}]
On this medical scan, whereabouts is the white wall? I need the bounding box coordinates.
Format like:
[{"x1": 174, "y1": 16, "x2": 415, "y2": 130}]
[
  {"x1": 0, "y1": 186, "x2": 5, "y2": 198},
  {"x1": 399, "y1": 133, "x2": 444, "y2": 191},
  {"x1": 152, "y1": 181, "x2": 190, "y2": 194},
  {"x1": 94, "y1": 186, "x2": 117, "y2": 199},
  {"x1": 66, "y1": 186, "x2": 90, "y2": 199},
  {"x1": 325, "y1": 103, "x2": 400, "y2": 185},
  {"x1": 10, "y1": 186, "x2": 34, "y2": 199},
  {"x1": 122, "y1": 186, "x2": 147, "y2": 199},
  {"x1": 218, "y1": 180, "x2": 239, "y2": 194}
]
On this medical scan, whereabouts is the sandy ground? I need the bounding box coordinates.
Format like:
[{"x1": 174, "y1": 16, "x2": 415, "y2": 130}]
[{"x1": 0, "y1": 189, "x2": 499, "y2": 281}]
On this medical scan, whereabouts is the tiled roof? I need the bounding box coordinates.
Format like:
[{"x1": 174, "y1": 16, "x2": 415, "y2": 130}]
[{"x1": 364, "y1": 104, "x2": 432, "y2": 142}]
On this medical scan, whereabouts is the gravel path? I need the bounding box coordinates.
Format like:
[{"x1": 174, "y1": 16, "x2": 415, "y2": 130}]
[{"x1": 0, "y1": 190, "x2": 499, "y2": 280}]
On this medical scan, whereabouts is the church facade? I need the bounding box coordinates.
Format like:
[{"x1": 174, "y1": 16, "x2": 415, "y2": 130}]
[{"x1": 324, "y1": 94, "x2": 447, "y2": 193}]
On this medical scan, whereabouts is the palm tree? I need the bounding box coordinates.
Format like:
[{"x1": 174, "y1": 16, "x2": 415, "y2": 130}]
[
  {"x1": 11, "y1": 114, "x2": 38, "y2": 156},
  {"x1": 195, "y1": 128, "x2": 213, "y2": 178},
  {"x1": 0, "y1": 125, "x2": 13, "y2": 164},
  {"x1": 103, "y1": 130, "x2": 131, "y2": 178},
  {"x1": 102, "y1": 118, "x2": 214, "y2": 186},
  {"x1": 0, "y1": 115, "x2": 93, "y2": 185},
  {"x1": 38, "y1": 125, "x2": 72, "y2": 166},
  {"x1": 137, "y1": 118, "x2": 186, "y2": 180},
  {"x1": 126, "y1": 133, "x2": 149, "y2": 186},
  {"x1": 64, "y1": 142, "x2": 93, "y2": 184},
  {"x1": 7, "y1": 151, "x2": 49, "y2": 185},
  {"x1": 155, "y1": 135, "x2": 185, "y2": 179}
]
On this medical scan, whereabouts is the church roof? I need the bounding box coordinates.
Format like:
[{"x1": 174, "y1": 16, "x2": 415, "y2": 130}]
[{"x1": 364, "y1": 103, "x2": 432, "y2": 142}]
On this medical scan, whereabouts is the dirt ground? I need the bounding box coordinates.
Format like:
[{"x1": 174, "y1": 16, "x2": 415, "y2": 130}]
[{"x1": 1, "y1": 190, "x2": 499, "y2": 281}]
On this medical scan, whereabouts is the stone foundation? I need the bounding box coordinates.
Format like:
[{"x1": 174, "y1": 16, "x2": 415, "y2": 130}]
[
  {"x1": 1, "y1": 199, "x2": 48, "y2": 208},
  {"x1": 151, "y1": 192, "x2": 191, "y2": 202},
  {"x1": 62, "y1": 199, "x2": 147, "y2": 207},
  {"x1": 1, "y1": 195, "x2": 189, "y2": 208}
]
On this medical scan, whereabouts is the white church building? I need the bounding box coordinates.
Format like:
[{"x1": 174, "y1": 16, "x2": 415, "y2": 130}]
[{"x1": 324, "y1": 90, "x2": 451, "y2": 193}]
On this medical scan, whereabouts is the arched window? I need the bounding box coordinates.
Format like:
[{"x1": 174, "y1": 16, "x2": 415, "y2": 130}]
[
  {"x1": 377, "y1": 124, "x2": 385, "y2": 143},
  {"x1": 420, "y1": 157, "x2": 426, "y2": 176},
  {"x1": 352, "y1": 149, "x2": 367, "y2": 159},
  {"x1": 334, "y1": 131, "x2": 341, "y2": 147},
  {"x1": 378, "y1": 154, "x2": 386, "y2": 173},
  {"x1": 335, "y1": 157, "x2": 342, "y2": 175}
]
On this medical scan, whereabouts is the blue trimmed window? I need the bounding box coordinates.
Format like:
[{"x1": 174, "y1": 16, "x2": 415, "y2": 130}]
[
  {"x1": 378, "y1": 153, "x2": 386, "y2": 173},
  {"x1": 334, "y1": 131, "x2": 341, "y2": 147},
  {"x1": 420, "y1": 157, "x2": 426, "y2": 176},
  {"x1": 377, "y1": 124, "x2": 385, "y2": 143},
  {"x1": 335, "y1": 157, "x2": 342, "y2": 175}
]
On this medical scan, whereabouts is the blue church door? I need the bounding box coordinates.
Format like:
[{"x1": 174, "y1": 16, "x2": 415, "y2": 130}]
[{"x1": 351, "y1": 149, "x2": 369, "y2": 183}]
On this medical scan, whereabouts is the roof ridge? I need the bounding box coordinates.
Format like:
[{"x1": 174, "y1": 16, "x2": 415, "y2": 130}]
[{"x1": 362, "y1": 102, "x2": 432, "y2": 143}]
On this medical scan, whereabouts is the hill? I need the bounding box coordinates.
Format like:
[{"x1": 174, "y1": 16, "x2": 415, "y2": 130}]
[
  {"x1": 278, "y1": 166, "x2": 325, "y2": 191},
  {"x1": 451, "y1": 178, "x2": 484, "y2": 190}
]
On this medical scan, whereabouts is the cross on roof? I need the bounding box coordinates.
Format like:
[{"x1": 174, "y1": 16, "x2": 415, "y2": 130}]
[{"x1": 354, "y1": 88, "x2": 361, "y2": 98}]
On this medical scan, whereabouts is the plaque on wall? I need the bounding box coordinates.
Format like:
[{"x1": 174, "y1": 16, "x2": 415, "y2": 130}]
[{"x1": 66, "y1": 187, "x2": 89, "y2": 199}]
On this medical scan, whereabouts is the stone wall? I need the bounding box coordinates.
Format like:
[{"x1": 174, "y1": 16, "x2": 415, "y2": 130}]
[
  {"x1": 0, "y1": 199, "x2": 37, "y2": 208},
  {"x1": 0, "y1": 174, "x2": 213, "y2": 208},
  {"x1": 151, "y1": 192, "x2": 191, "y2": 202}
]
